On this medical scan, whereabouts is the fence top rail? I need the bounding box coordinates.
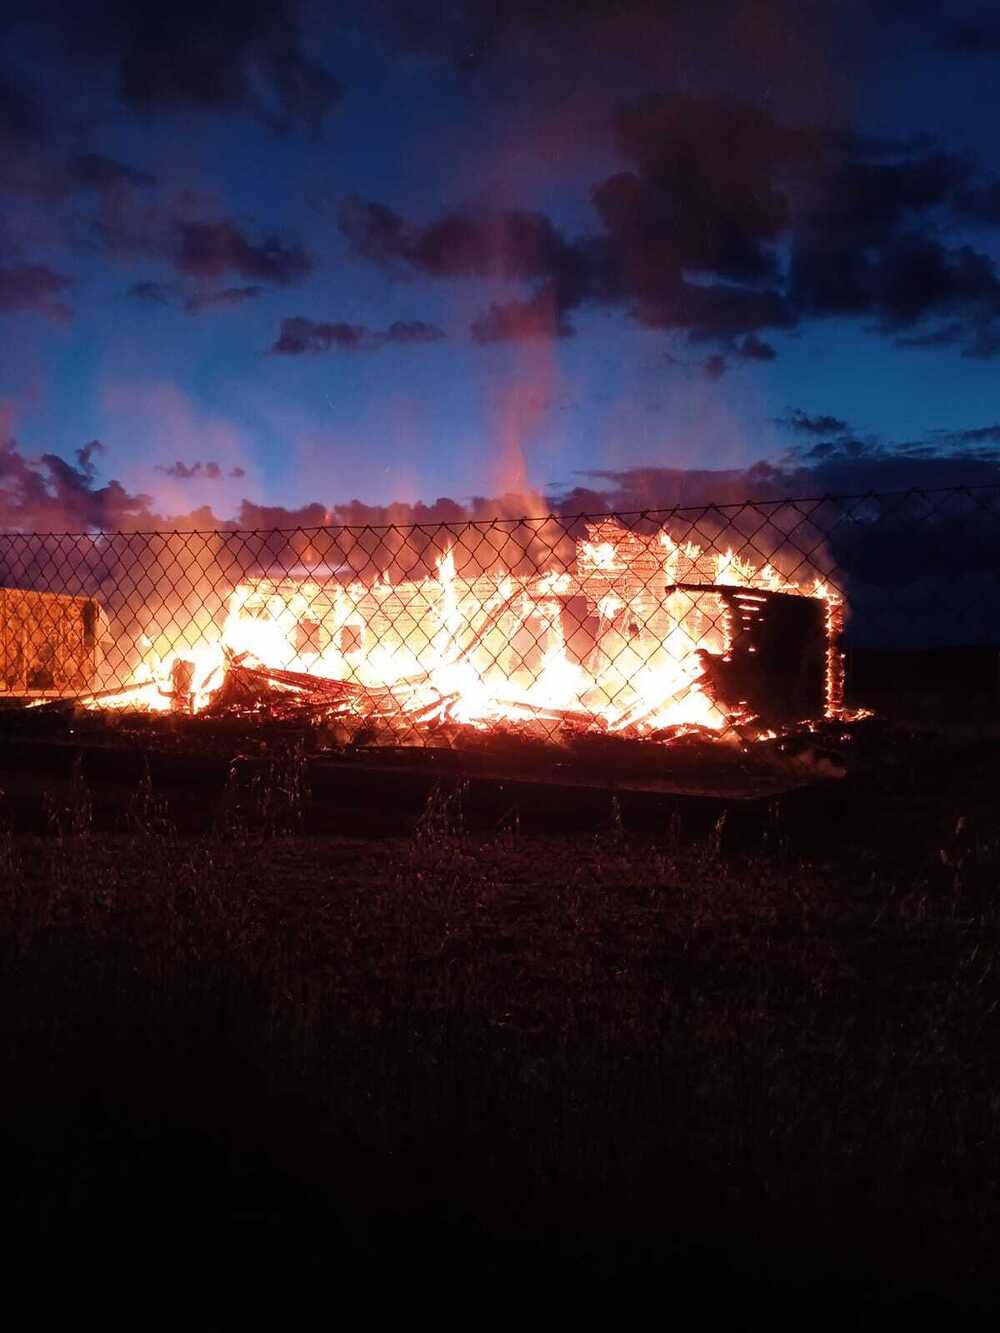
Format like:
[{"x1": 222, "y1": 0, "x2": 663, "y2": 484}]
[{"x1": 0, "y1": 482, "x2": 998, "y2": 540}]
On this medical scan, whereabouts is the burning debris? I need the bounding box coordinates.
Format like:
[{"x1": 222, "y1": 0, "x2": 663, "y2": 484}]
[{"x1": 36, "y1": 519, "x2": 844, "y2": 748}]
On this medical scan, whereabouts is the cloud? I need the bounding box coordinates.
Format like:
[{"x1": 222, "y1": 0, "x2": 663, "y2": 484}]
[
  {"x1": 156, "y1": 459, "x2": 245, "y2": 479},
  {"x1": 557, "y1": 437, "x2": 1000, "y2": 516},
  {"x1": 337, "y1": 93, "x2": 1000, "y2": 357},
  {"x1": 470, "y1": 285, "x2": 573, "y2": 342},
  {"x1": 68, "y1": 152, "x2": 155, "y2": 192},
  {"x1": 945, "y1": 423, "x2": 1000, "y2": 445},
  {"x1": 101, "y1": 204, "x2": 314, "y2": 293},
  {"x1": 632, "y1": 278, "x2": 794, "y2": 340},
  {"x1": 702, "y1": 354, "x2": 727, "y2": 381},
  {"x1": 339, "y1": 194, "x2": 615, "y2": 339},
  {"x1": 939, "y1": 26, "x2": 1000, "y2": 55},
  {"x1": 338, "y1": 194, "x2": 583, "y2": 282},
  {"x1": 1, "y1": 74, "x2": 157, "y2": 203},
  {"x1": 126, "y1": 280, "x2": 266, "y2": 313},
  {"x1": 0, "y1": 73, "x2": 61, "y2": 199},
  {"x1": 381, "y1": 319, "x2": 447, "y2": 345},
  {"x1": 737, "y1": 334, "x2": 776, "y2": 361},
  {"x1": 382, "y1": 0, "x2": 837, "y2": 88},
  {"x1": 0, "y1": 72, "x2": 49, "y2": 149},
  {"x1": 171, "y1": 221, "x2": 311, "y2": 284},
  {"x1": 960, "y1": 325, "x2": 1000, "y2": 359},
  {"x1": 128, "y1": 280, "x2": 172, "y2": 305},
  {"x1": 5, "y1": 422, "x2": 999, "y2": 537},
  {"x1": 955, "y1": 178, "x2": 1000, "y2": 224},
  {"x1": 184, "y1": 285, "x2": 263, "y2": 312},
  {"x1": 894, "y1": 321, "x2": 967, "y2": 350},
  {"x1": 803, "y1": 149, "x2": 966, "y2": 250},
  {"x1": 101, "y1": 0, "x2": 341, "y2": 132},
  {"x1": 0, "y1": 436, "x2": 154, "y2": 530},
  {"x1": 338, "y1": 99, "x2": 812, "y2": 346},
  {"x1": 776, "y1": 409, "x2": 851, "y2": 437},
  {"x1": 596, "y1": 94, "x2": 813, "y2": 286},
  {"x1": 269, "y1": 316, "x2": 445, "y2": 354},
  {"x1": 0, "y1": 264, "x2": 74, "y2": 320}
]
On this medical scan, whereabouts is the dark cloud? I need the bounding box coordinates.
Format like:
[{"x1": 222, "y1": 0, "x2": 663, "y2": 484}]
[
  {"x1": 0, "y1": 72, "x2": 60, "y2": 199},
  {"x1": 596, "y1": 94, "x2": 814, "y2": 287},
  {"x1": 0, "y1": 437, "x2": 153, "y2": 531},
  {"x1": 270, "y1": 316, "x2": 445, "y2": 354},
  {"x1": 1, "y1": 74, "x2": 157, "y2": 203},
  {"x1": 0, "y1": 73, "x2": 48, "y2": 145},
  {"x1": 559, "y1": 440, "x2": 1000, "y2": 517},
  {"x1": 945, "y1": 423, "x2": 1000, "y2": 444},
  {"x1": 382, "y1": 319, "x2": 446, "y2": 345},
  {"x1": 632, "y1": 278, "x2": 794, "y2": 340},
  {"x1": 786, "y1": 245, "x2": 871, "y2": 317},
  {"x1": 777, "y1": 409, "x2": 851, "y2": 437},
  {"x1": 337, "y1": 196, "x2": 409, "y2": 268},
  {"x1": 894, "y1": 321, "x2": 967, "y2": 349},
  {"x1": 470, "y1": 285, "x2": 573, "y2": 342},
  {"x1": 0, "y1": 263, "x2": 73, "y2": 320},
  {"x1": 939, "y1": 26, "x2": 1000, "y2": 54},
  {"x1": 185, "y1": 285, "x2": 263, "y2": 313},
  {"x1": 339, "y1": 195, "x2": 575, "y2": 281},
  {"x1": 790, "y1": 230, "x2": 1000, "y2": 351},
  {"x1": 702, "y1": 354, "x2": 727, "y2": 381},
  {"x1": 127, "y1": 280, "x2": 266, "y2": 313},
  {"x1": 171, "y1": 221, "x2": 311, "y2": 284},
  {"x1": 98, "y1": 0, "x2": 341, "y2": 132},
  {"x1": 336, "y1": 100, "x2": 812, "y2": 346},
  {"x1": 69, "y1": 152, "x2": 155, "y2": 192},
  {"x1": 6, "y1": 424, "x2": 999, "y2": 537},
  {"x1": 157, "y1": 460, "x2": 244, "y2": 480},
  {"x1": 963, "y1": 326, "x2": 1000, "y2": 359},
  {"x1": 383, "y1": 0, "x2": 840, "y2": 94},
  {"x1": 272, "y1": 318, "x2": 363, "y2": 352},
  {"x1": 955, "y1": 178, "x2": 1000, "y2": 223},
  {"x1": 877, "y1": 237, "x2": 1000, "y2": 327},
  {"x1": 738, "y1": 334, "x2": 777, "y2": 361},
  {"x1": 339, "y1": 194, "x2": 615, "y2": 340},
  {"x1": 388, "y1": 0, "x2": 511, "y2": 70},
  {"x1": 804, "y1": 150, "x2": 966, "y2": 251},
  {"x1": 128, "y1": 280, "x2": 172, "y2": 305},
  {"x1": 338, "y1": 91, "x2": 1000, "y2": 356},
  {"x1": 0, "y1": 433, "x2": 542, "y2": 534}
]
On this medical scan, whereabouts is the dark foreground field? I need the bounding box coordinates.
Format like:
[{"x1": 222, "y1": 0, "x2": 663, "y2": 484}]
[{"x1": 2, "y1": 742, "x2": 1000, "y2": 1323}]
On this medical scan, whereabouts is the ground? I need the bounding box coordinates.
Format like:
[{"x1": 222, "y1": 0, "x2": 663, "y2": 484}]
[{"x1": 1, "y1": 704, "x2": 1000, "y2": 1320}]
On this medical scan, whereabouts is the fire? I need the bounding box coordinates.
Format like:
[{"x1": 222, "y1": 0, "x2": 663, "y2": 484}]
[{"x1": 92, "y1": 521, "x2": 844, "y2": 742}]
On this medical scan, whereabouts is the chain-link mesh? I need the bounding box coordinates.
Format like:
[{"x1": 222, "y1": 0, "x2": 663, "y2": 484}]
[{"x1": 1, "y1": 486, "x2": 998, "y2": 744}]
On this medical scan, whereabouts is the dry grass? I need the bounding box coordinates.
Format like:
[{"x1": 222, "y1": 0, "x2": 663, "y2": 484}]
[{"x1": 2, "y1": 766, "x2": 1000, "y2": 1316}]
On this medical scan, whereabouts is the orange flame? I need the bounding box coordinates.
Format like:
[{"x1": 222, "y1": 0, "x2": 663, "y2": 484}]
[{"x1": 96, "y1": 523, "x2": 843, "y2": 736}]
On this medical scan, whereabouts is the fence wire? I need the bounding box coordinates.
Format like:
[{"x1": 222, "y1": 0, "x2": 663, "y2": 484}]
[{"x1": 0, "y1": 486, "x2": 998, "y2": 742}]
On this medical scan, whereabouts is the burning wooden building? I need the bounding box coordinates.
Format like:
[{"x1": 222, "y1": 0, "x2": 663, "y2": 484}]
[
  {"x1": 211, "y1": 521, "x2": 843, "y2": 735},
  {"x1": 1, "y1": 587, "x2": 106, "y2": 698}
]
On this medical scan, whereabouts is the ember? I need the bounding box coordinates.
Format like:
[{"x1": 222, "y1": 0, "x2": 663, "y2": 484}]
[{"x1": 82, "y1": 519, "x2": 844, "y2": 746}]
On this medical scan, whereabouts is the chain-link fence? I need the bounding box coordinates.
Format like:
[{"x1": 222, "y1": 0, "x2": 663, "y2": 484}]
[{"x1": 1, "y1": 485, "x2": 998, "y2": 743}]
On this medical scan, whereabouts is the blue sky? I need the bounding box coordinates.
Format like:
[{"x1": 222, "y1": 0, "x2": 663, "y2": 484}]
[{"x1": 4, "y1": 1, "x2": 1000, "y2": 527}]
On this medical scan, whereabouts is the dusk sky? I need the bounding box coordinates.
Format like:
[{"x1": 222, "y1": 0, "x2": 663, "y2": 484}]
[{"x1": 5, "y1": 0, "x2": 1000, "y2": 529}]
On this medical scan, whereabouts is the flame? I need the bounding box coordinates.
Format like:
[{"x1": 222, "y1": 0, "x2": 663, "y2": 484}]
[{"x1": 95, "y1": 524, "x2": 843, "y2": 737}]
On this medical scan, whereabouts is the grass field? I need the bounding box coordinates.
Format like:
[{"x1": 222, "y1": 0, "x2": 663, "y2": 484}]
[{"x1": 2, "y1": 740, "x2": 1000, "y2": 1321}]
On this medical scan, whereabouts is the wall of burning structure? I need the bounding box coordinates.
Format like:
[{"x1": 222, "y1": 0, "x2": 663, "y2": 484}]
[
  {"x1": 222, "y1": 521, "x2": 842, "y2": 734},
  {"x1": 0, "y1": 511, "x2": 844, "y2": 741},
  {"x1": 0, "y1": 588, "x2": 106, "y2": 696}
]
